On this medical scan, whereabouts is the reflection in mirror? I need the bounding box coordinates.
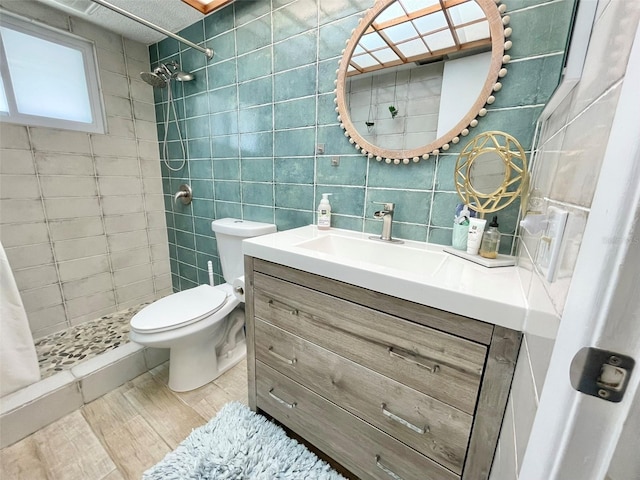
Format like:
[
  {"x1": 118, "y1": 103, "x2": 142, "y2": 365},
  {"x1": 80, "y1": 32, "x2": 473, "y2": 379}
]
[
  {"x1": 346, "y1": 0, "x2": 492, "y2": 152},
  {"x1": 455, "y1": 131, "x2": 528, "y2": 214},
  {"x1": 336, "y1": 0, "x2": 510, "y2": 164},
  {"x1": 469, "y1": 151, "x2": 506, "y2": 195}
]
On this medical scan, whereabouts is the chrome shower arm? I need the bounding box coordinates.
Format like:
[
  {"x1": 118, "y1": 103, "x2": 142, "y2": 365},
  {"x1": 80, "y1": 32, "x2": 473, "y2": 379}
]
[{"x1": 89, "y1": 0, "x2": 214, "y2": 59}]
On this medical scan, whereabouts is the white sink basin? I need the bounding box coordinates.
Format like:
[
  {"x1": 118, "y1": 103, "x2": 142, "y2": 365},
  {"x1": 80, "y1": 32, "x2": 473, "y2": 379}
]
[
  {"x1": 243, "y1": 225, "x2": 529, "y2": 330},
  {"x1": 295, "y1": 233, "x2": 446, "y2": 275}
]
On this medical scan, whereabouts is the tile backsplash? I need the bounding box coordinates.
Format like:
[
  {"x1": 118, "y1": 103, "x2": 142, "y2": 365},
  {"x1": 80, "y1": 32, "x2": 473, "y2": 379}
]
[{"x1": 152, "y1": 0, "x2": 575, "y2": 290}]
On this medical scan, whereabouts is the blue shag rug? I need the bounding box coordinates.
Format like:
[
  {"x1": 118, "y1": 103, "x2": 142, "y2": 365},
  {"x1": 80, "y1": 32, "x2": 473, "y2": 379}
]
[{"x1": 143, "y1": 401, "x2": 346, "y2": 479}]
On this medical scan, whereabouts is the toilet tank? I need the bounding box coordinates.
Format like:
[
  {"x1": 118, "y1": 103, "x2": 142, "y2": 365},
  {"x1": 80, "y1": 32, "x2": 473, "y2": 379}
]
[{"x1": 211, "y1": 218, "x2": 276, "y2": 283}]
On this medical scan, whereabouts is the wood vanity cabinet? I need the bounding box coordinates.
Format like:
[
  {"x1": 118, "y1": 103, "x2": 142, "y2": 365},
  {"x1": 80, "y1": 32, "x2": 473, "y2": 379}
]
[{"x1": 245, "y1": 257, "x2": 521, "y2": 480}]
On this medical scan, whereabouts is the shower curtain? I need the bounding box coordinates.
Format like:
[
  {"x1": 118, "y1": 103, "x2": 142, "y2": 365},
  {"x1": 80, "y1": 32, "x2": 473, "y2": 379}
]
[{"x1": 0, "y1": 241, "x2": 40, "y2": 396}]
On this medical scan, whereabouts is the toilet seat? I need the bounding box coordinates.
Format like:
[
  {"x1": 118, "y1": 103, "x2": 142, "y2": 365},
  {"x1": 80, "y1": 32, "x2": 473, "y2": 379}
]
[{"x1": 131, "y1": 285, "x2": 228, "y2": 334}]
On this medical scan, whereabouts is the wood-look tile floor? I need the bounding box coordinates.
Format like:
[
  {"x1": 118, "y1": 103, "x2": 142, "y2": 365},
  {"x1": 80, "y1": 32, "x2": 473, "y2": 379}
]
[{"x1": 0, "y1": 360, "x2": 249, "y2": 480}]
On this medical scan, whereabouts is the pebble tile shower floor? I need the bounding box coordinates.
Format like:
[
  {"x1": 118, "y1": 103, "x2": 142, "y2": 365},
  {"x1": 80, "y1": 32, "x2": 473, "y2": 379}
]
[{"x1": 34, "y1": 303, "x2": 149, "y2": 379}]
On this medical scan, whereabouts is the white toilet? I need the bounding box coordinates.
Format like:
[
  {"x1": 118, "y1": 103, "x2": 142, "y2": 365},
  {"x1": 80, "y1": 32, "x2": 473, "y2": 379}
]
[{"x1": 129, "y1": 218, "x2": 276, "y2": 392}]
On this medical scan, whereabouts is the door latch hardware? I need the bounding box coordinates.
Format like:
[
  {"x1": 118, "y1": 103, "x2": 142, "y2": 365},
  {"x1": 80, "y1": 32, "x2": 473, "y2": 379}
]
[{"x1": 569, "y1": 347, "x2": 634, "y2": 402}]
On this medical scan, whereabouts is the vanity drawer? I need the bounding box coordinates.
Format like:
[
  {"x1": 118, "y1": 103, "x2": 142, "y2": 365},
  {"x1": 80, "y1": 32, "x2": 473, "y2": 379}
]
[
  {"x1": 255, "y1": 318, "x2": 472, "y2": 474},
  {"x1": 256, "y1": 361, "x2": 459, "y2": 480},
  {"x1": 253, "y1": 272, "x2": 487, "y2": 414}
]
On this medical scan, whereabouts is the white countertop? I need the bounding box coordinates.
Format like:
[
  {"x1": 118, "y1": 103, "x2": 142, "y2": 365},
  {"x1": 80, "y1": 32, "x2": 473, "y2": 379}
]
[{"x1": 243, "y1": 225, "x2": 528, "y2": 331}]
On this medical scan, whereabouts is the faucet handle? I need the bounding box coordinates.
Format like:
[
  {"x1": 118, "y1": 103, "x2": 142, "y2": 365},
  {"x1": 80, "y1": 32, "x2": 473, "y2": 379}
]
[
  {"x1": 372, "y1": 201, "x2": 395, "y2": 211},
  {"x1": 174, "y1": 184, "x2": 192, "y2": 205}
]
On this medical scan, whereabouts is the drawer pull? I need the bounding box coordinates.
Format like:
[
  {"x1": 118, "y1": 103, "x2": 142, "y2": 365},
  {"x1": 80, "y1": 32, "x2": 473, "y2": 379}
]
[
  {"x1": 375, "y1": 455, "x2": 405, "y2": 480},
  {"x1": 387, "y1": 347, "x2": 440, "y2": 373},
  {"x1": 268, "y1": 299, "x2": 298, "y2": 316},
  {"x1": 268, "y1": 388, "x2": 297, "y2": 409},
  {"x1": 381, "y1": 403, "x2": 427, "y2": 435},
  {"x1": 268, "y1": 346, "x2": 297, "y2": 365}
]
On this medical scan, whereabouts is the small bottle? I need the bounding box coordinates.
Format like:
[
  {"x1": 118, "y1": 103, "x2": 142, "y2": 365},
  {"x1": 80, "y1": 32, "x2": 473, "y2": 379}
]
[
  {"x1": 317, "y1": 193, "x2": 332, "y2": 230},
  {"x1": 479, "y1": 215, "x2": 501, "y2": 259}
]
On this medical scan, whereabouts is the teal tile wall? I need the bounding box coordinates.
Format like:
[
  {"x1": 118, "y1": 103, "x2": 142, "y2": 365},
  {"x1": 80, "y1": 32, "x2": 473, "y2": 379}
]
[{"x1": 150, "y1": 0, "x2": 574, "y2": 290}]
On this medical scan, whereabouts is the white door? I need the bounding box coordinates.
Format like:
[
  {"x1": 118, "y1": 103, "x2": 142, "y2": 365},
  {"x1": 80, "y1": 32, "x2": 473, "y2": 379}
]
[{"x1": 519, "y1": 21, "x2": 640, "y2": 480}]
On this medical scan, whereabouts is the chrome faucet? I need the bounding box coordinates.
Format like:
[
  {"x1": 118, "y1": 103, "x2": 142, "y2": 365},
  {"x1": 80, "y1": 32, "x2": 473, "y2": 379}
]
[{"x1": 369, "y1": 202, "x2": 404, "y2": 244}]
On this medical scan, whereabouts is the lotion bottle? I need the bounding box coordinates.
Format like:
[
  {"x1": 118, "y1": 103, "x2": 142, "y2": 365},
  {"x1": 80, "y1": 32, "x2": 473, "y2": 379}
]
[
  {"x1": 317, "y1": 193, "x2": 332, "y2": 230},
  {"x1": 466, "y1": 217, "x2": 487, "y2": 255}
]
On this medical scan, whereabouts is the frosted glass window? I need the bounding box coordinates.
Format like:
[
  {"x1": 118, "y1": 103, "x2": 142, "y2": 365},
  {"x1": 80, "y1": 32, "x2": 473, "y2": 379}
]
[
  {"x1": 352, "y1": 53, "x2": 380, "y2": 69},
  {"x1": 376, "y1": 2, "x2": 406, "y2": 24},
  {"x1": 457, "y1": 22, "x2": 490, "y2": 43},
  {"x1": 448, "y1": 2, "x2": 486, "y2": 26},
  {"x1": 2, "y1": 27, "x2": 92, "y2": 123},
  {"x1": 413, "y1": 11, "x2": 448, "y2": 33},
  {"x1": 359, "y1": 33, "x2": 387, "y2": 51},
  {"x1": 396, "y1": 39, "x2": 429, "y2": 58},
  {"x1": 401, "y1": 0, "x2": 439, "y2": 14},
  {"x1": 374, "y1": 48, "x2": 401, "y2": 63},
  {"x1": 0, "y1": 12, "x2": 105, "y2": 133},
  {"x1": 383, "y1": 22, "x2": 417, "y2": 44},
  {"x1": 424, "y1": 30, "x2": 455, "y2": 51},
  {"x1": 0, "y1": 75, "x2": 8, "y2": 114}
]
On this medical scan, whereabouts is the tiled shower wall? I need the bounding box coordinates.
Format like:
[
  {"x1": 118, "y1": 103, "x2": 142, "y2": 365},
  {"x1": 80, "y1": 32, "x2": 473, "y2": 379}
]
[
  {"x1": 0, "y1": 1, "x2": 172, "y2": 338},
  {"x1": 490, "y1": 2, "x2": 640, "y2": 479},
  {"x1": 151, "y1": 0, "x2": 575, "y2": 290}
]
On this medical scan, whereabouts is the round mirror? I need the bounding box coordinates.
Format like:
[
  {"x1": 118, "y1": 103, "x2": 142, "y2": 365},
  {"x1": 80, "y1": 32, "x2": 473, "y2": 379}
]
[
  {"x1": 335, "y1": 0, "x2": 510, "y2": 164},
  {"x1": 454, "y1": 131, "x2": 528, "y2": 214},
  {"x1": 469, "y1": 151, "x2": 506, "y2": 195}
]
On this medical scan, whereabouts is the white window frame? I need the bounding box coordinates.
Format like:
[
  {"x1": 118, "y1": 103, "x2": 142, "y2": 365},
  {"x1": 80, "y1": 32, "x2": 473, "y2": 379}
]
[{"x1": 0, "y1": 10, "x2": 106, "y2": 134}]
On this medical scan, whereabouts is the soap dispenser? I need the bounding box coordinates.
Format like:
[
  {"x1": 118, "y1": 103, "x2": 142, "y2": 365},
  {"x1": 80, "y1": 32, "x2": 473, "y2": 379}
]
[
  {"x1": 317, "y1": 193, "x2": 332, "y2": 230},
  {"x1": 479, "y1": 215, "x2": 501, "y2": 259}
]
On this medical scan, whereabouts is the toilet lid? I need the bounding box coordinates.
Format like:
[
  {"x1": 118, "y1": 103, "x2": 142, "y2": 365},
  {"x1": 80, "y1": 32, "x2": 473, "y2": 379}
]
[{"x1": 131, "y1": 285, "x2": 228, "y2": 333}]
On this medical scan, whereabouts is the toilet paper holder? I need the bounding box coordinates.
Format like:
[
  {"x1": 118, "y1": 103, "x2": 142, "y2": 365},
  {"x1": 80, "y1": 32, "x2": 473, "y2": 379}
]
[{"x1": 233, "y1": 276, "x2": 245, "y2": 302}]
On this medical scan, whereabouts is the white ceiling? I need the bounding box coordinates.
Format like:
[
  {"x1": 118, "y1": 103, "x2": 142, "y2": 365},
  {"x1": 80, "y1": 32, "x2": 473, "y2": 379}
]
[{"x1": 35, "y1": 0, "x2": 206, "y2": 45}]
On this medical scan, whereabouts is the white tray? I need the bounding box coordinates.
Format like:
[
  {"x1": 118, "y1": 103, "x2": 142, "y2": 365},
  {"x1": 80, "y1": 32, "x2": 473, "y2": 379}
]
[{"x1": 443, "y1": 246, "x2": 517, "y2": 268}]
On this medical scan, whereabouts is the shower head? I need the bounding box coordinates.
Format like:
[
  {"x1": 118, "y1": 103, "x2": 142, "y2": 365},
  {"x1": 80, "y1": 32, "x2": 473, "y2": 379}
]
[
  {"x1": 140, "y1": 69, "x2": 169, "y2": 88},
  {"x1": 140, "y1": 62, "x2": 194, "y2": 87}
]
